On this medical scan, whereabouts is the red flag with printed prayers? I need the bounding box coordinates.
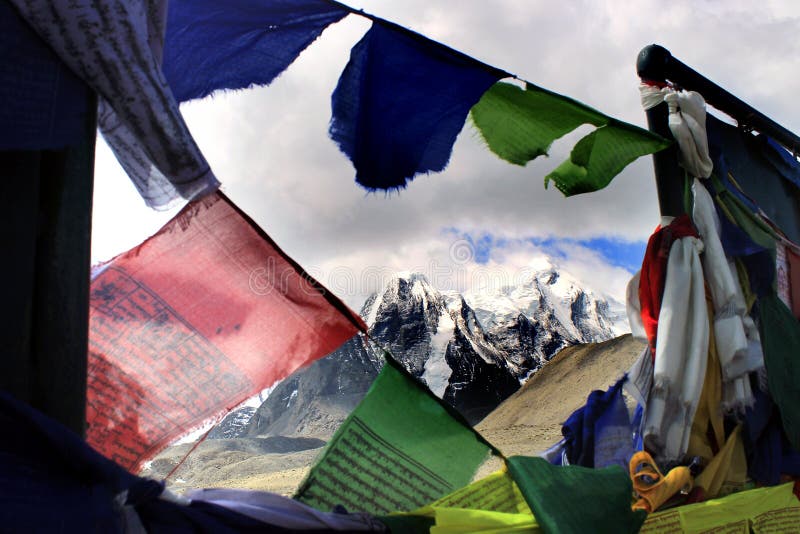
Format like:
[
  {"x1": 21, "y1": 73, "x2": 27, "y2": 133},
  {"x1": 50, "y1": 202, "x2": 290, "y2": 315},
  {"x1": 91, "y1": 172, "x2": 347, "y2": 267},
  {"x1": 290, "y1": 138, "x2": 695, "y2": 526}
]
[{"x1": 86, "y1": 192, "x2": 365, "y2": 471}]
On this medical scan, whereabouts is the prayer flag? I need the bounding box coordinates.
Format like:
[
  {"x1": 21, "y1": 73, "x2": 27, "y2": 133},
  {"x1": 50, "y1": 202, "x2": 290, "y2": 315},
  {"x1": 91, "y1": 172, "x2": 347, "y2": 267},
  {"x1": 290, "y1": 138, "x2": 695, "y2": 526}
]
[
  {"x1": 429, "y1": 469, "x2": 531, "y2": 515},
  {"x1": 562, "y1": 376, "x2": 634, "y2": 470},
  {"x1": 470, "y1": 82, "x2": 606, "y2": 165},
  {"x1": 295, "y1": 355, "x2": 497, "y2": 515},
  {"x1": 545, "y1": 120, "x2": 671, "y2": 196},
  {"x1": 330, "y1": 21, "x2": 505, "y2": 190},
  {"x1": 87, "y1": 192, "x2": 364, "y2": 471},
  {"x1": 471, "y1": 82, "x2": 670, "y2": 196},
  {"x1": 758, "y1": 293, "x2": 800, "y2": 451},
  {"x1": 164, "y1": 0, "x2": 349, "y2": 103},
  {"x1": 640, "y1": 483, "x2": 800, "y2": 533},
  {"x1": 506, "y1": 456, "x2": 645, "y2": 534}
]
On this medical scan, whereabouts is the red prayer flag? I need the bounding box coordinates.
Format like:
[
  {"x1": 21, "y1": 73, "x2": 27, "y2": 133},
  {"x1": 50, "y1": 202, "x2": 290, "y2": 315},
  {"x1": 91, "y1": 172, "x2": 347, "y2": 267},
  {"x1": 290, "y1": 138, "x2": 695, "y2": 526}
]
[{"x1": 86, "y1": 192, "x2": 365, "y2": 471}]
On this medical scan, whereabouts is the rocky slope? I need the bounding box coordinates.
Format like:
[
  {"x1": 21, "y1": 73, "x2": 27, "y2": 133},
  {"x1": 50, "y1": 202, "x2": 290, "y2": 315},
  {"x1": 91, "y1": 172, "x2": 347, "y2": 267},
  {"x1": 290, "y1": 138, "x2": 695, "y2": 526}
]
[{"x1": 476, "y1": 334, "x2": 645, "y2": 458}]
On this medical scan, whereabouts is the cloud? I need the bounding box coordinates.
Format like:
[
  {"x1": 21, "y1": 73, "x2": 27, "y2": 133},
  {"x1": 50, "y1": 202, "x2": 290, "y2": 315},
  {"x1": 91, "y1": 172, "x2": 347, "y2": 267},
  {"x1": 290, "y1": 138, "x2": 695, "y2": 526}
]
[{"x1": 92, "y1": 0, "x2": 800, "y2": 311}]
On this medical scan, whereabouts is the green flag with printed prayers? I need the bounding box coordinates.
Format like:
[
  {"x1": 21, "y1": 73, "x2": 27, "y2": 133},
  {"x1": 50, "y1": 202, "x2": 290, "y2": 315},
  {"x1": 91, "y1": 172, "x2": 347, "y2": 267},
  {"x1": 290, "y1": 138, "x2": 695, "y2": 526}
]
[
  {"x1": 470, "y1": 82, "x2": 670, "y2": 196},
  {"x1": 295, "y1": 355, "x2": 498, "y2": 515}
]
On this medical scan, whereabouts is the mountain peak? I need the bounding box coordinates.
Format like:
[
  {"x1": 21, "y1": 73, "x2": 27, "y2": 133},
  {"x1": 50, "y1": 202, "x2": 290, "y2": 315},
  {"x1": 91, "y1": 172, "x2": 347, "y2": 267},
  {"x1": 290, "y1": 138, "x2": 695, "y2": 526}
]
[
  {"x1": 392, "y1": 271, "x2": 430, "y2": 284},
  {"x1": 363, "y1": 271, "x2": 443, "y2": 328}
]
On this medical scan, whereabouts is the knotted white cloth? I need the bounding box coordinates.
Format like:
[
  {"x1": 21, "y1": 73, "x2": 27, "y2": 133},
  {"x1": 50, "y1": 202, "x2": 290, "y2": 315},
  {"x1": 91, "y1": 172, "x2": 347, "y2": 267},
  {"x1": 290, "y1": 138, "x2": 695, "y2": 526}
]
[{"x1": 642, "y1": 235, "x2": 709, "y2": 465}]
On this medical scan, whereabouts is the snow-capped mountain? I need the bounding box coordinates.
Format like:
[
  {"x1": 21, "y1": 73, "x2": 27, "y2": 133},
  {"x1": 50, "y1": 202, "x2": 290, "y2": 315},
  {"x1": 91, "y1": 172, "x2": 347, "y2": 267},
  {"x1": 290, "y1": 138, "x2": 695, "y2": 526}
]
[
  {"x1": 231, "y1": 267, "x2": 628, "y2": 439},
  {"x1": 361, "y1": 273, "x2": 519, "y2": 422},
  {"x1": 464, "y1": 267, "x2": 627, "y2": 379}
]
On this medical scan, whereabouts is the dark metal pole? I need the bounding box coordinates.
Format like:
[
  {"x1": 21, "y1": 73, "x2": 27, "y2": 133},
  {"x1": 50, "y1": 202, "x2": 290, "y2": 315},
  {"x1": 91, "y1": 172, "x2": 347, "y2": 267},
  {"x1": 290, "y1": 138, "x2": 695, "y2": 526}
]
[
  {"x1": 643, "y1": 103, "x2": 686, "y2": 217},
  {"x1": 637, "y1": 44, "x2": 800, "y2": 218},
  {"x1": 638, "y1": 44, "x2": 800, "y2": 156}
]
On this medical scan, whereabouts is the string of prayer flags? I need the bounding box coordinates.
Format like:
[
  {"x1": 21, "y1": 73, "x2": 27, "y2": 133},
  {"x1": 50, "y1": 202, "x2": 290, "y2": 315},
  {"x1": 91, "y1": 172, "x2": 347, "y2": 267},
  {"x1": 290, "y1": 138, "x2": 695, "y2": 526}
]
[
  {"x1": 87, "y1": 192, "x2": 364, "y2": 471},
  {"x1": 163, "y1": 0, "x2": 349, "y2": 103},
  {"x1": 329, "y1": 20, "x2": 505, "y2": 190},
  {"x1": 471, "y1": 82, "x2": 671, "y2": 196},
  {"x1": 470, "y1": 82, "x2": 607, "y2": 165},
  {"x1": 295, "y1": 354, "x2": 499, "y2": 515}
]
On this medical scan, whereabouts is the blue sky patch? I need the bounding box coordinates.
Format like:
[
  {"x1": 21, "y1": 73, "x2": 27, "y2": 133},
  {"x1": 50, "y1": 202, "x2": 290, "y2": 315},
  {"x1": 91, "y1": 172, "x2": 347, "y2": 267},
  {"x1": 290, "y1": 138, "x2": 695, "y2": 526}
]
[{"x1": 445, "y1": 228, "x2": 646, "y2": 273}]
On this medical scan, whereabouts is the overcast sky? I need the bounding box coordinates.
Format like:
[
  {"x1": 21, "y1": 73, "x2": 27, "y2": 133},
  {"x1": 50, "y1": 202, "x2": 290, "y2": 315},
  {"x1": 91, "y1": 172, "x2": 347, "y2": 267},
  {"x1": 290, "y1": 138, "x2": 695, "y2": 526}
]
[{"x1": 91, "y1": 0, "x2": 800, "y2": 310}]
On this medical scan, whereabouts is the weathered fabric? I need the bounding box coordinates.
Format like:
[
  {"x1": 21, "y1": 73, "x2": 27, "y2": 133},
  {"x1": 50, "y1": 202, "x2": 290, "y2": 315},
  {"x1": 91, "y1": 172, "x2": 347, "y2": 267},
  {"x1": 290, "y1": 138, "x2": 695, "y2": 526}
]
[
  {"x1": 472, "y1": 82, "x2": 670, "y2": 196},
  {"x1": 394, "y1": 469, "x2": 537, "y2": 533},
  {"x1": 665, "y1": 90, "x2": 713, "y2": 178},
  {"x1": 470, "y1": 82, "x2": 606, "y2": 165},
  {"x1": 630, "y1": 451, "x2": 693, "y2": 513},
  {"x1": 637, "y1": 215, "x2": 699, "y2": 360},
  {"x1": 506, "y1": 456, "x2": 645, "y2": 534},
  {"x1": 9, "y1": 0, "x2": 219, "y2": 209},
  {"x1": 623, "y1": 346, "x2": 653, "y2": 410},
  {"x1": 640, "y1": 482, "x2": 800, "y2": 533},
  {"x1": 427, "y1": 469, "x2": 531, "y2": 515},
  {"x1": 758, "y1": 293, "x2": 800, "y2": 451},
  {"x1": 757, "y1": 135, "x2": 800, "y2": 190},
  {"x1": 693, "y1": 178, "x2": 763, "y2": 411},
  {"x1": 87, "y1": 192, "x2": 364, "y2": 471},
  {"x1": 707, "y1": 113, "x2": 800, "y2": 244},
  {"x1": 693, "y1": 426, "x2": 747, "y2": 500},
  {"x1": 295, "y1": 355, "x2": 496, "y2": 515},
  {"x1": 163, "y1": 0, "x2": 349, "y2": 103},
  {"x1": 686, "y1": 311, "x2": 725, "y2": 468},
  {"x1": 561, "y1": 376, "x2": 634, "y2": 470},
  {"x1": 742, "y1": 386, "x2": 800, "y2": 487},
  {"x1": 330, "y1": 20, "x2": 504, "y2": 190},
  {"x1": 0, "y1": 24, "x2": 97, "y2": 435},
  {"x1": 643, "y1": 233, "x2": 708, "y2": 466}
]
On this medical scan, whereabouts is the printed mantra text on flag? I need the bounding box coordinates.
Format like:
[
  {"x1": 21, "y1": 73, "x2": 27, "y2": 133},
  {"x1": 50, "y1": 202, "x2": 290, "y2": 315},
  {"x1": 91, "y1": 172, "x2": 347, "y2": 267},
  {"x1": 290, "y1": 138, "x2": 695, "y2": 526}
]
[{"x1": 87, "y1": 192, "x2": 364, "y2": 471}]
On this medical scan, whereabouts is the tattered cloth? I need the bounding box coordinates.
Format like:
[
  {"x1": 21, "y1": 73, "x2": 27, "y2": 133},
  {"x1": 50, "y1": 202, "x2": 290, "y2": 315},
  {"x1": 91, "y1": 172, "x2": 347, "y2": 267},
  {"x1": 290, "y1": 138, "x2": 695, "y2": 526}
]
[
  {"x1": 87, "y1": 192, "x2": 364, "y2": 472},
  {"x1": 329, "y1": 20, "x2": 505, "y2": 190}
]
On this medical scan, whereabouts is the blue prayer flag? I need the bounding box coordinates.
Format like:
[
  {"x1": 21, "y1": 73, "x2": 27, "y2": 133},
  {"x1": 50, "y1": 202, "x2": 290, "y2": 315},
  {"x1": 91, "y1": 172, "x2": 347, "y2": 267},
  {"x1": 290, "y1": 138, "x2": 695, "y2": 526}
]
[
  {"x1": 330, "y1": 21, "x2": 505, "y2": 190},
  {"x1": 163, "y1": 0, "x2": 349, "y2": 103},
  {"x1": 562, "y1": 376, "x2": 634, "y2": 470}
]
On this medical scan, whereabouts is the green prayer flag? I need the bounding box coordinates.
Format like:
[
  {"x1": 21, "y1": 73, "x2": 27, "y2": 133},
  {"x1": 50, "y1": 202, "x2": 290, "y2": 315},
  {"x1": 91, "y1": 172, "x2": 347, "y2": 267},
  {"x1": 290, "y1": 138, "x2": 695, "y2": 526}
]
[
  {"x1": 506, "y1": 456, "x2": 645, "y2": 534},
  {"x1": 544, "y1": 119, "x2": 672, "y2": 196},
  {"x1": 471, "y1": 82, "x2": 606, "y2": 165},
  {"x1": 470, "y1": 82, "x2": 670, "y2": 196},
  {"x1": 295, "y1": 355, "x2": 497, "y2": 515},
  {"x1": 758, "y1": 293, "x2": 800, "y2": 451}
]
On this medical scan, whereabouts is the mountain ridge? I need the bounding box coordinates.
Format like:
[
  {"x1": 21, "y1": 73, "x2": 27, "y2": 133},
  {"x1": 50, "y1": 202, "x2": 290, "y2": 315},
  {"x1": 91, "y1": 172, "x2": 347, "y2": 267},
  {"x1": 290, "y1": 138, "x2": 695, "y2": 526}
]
[{"x1": 212, "y1": 266, "x2": 628, "y2": 440}]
